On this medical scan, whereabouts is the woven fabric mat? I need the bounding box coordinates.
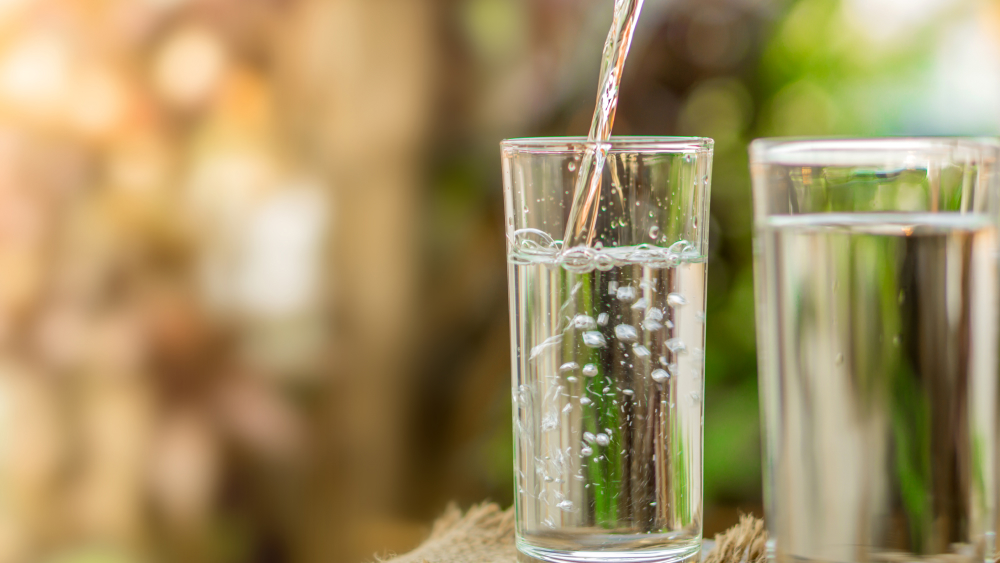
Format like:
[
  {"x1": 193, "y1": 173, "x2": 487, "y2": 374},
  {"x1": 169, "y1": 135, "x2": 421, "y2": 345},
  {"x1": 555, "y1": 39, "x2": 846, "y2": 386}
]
[{"x1": 379, "y1": 503, "x2": 767, "y2": 563}]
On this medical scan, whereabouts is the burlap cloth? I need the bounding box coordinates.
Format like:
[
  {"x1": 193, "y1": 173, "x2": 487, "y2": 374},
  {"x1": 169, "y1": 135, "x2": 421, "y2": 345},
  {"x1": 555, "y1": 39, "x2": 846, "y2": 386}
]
[{"x1": 380, "y1": 503, "x2": 767, "y2": 563}]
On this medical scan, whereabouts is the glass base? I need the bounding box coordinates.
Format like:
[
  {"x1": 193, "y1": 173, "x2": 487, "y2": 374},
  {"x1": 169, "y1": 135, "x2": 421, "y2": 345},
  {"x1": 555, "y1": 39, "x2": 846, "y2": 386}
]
[{"x1": 516, "y1": 536, "x2": 703, "y2": 563}]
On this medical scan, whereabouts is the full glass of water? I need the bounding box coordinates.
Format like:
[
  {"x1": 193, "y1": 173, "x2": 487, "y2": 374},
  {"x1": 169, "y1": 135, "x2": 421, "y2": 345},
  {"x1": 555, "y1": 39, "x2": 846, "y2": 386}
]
[
  {"x1": 502, "y1": 137, "x2": 714, "y2": 563},
  {"x1": 750, "y1": 138, "x2": 1000, "y2": 563}
]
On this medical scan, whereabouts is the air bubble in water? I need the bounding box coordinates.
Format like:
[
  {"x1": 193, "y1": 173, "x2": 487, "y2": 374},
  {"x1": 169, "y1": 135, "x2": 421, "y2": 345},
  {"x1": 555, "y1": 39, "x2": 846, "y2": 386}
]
[
  {"x1": 666, "y1": 339, "x2": 687, "y2": 354},
  {"x1": 631, "y1": 297, "x2": 648, "y2": 311},
  {"x1": 690, "y1": 392, "x2": 701, "y2": 405},
  {"x1": 561, "y1": 247, "x2": 596, "y2": 273},
  {"x1": 649, "y1": 226, "x2": 660, "y2": 240},
  {"x1": 684, "y1": 154, "x2": 693, "y2": 163},
  {"x1": 642, "y1": 319, "x2": 663, "y2": 331},
  {"x1": 616, "y1": 286, "x2": 637, "y2": 302},
  {"x1": 646, "y1": 308, "x2": 664, "y2": 322},
  {"x1": 622, "y1": 389, "x2": 634, "y2": 396},
  {"x1": 615, "y1": 324, "x2": 638, "y2": 342},
  {"x1": 562, "y1": 403, "x2": 573, "y2": 414},
  {"x1": 583, "y1": 431, "x2": 596, "y2": 444},
  {"x1": 560, "y1": 362, "x2": 579, "y2": 372},
  {"x1": 893, "y1": 335, "x2": 901, "y2": 346},
  {"x1": 581, "y1": 446, "x2": 593, "y2": 457},
  {"x1": 659, "y1": 356, "x2": 668, "y2": 367},
  {"x1": 567, "y1": 376, "x2": 578, "y2": 383},
  {"x1": 633, "y1": 344, "x2": 651, "y2": 358},
  {"x1": 597, "y1": 313, "x2": 610, "y2": 326},
  {"x1": 582, "y1": 364, "x2": 598, "y2": 377},
  {"x1": 541, "y1": 413, "x2": 558, "y2": 431},
  {"x1": 667, "y1": 293, "x2": 687, "y2": 307},
  {"x1": 596, "y1": 252, "x2": 615, "y2": 271},
  {"x1": 595, "y1": 433, "x2": 610, "y2": 446},
  {"x1": 580, "y1": 397, "x2": 592, "y2": 406},
  {"x1": 572, "y1": 315, "x2": 597, "y2": 330},
  {"x1": 651, "y1": 369, "x2": 670, "y2": 383},
  {"x1": 568, "y1": 162, "x2": 577, "y2": 172},
  {"x1": 835, "y1": 354, "x2": 844, "y2": 366},
  {"x1": 608, "y1": 281, "x2": 619, "y2": 296},
  {"x1": 582, "y1": 331, "x2": 607, "y2": 348}
]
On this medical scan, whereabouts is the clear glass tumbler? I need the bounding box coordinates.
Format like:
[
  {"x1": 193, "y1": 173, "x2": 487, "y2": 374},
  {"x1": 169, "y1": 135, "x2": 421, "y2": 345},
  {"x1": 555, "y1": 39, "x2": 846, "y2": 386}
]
[
  {"x1": 501, "y1": 137, "x2": 714, "y2": 563},
  {"x1": 750, "y1": 138, "x2": 1000, "y2": 563}
]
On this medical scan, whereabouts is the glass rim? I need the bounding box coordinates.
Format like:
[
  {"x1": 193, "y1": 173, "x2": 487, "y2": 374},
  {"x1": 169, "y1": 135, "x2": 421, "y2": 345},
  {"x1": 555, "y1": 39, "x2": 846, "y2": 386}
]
[
  {"x1": 750, "y1": 136, "x2": 1000, "y2": 166},
  {"x1": 501, "y1": 136, "x2": 714, "y2": 154}
]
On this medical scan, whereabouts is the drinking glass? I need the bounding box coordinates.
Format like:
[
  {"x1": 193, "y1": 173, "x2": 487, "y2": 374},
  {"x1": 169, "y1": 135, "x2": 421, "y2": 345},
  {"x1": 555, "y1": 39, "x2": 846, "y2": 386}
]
[
  {"x1": 750, "y1": 138, "x2": 1000, "y2": 563},
  {"x1": 502, "y1": 137, "x2": 714, "y2": 563}
]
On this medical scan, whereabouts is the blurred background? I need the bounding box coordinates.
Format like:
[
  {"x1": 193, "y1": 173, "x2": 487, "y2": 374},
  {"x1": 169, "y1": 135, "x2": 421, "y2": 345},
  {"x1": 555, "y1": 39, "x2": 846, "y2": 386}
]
[{"x1": 0, "y1": 0, "x2": 996, "y2": 561}]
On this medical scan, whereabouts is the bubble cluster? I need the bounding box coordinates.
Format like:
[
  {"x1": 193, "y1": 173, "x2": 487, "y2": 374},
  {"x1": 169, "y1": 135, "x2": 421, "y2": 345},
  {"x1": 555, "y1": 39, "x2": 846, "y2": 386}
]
[{"x1": 508, "y1": 229, "x2": 702, "y2": 271}]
